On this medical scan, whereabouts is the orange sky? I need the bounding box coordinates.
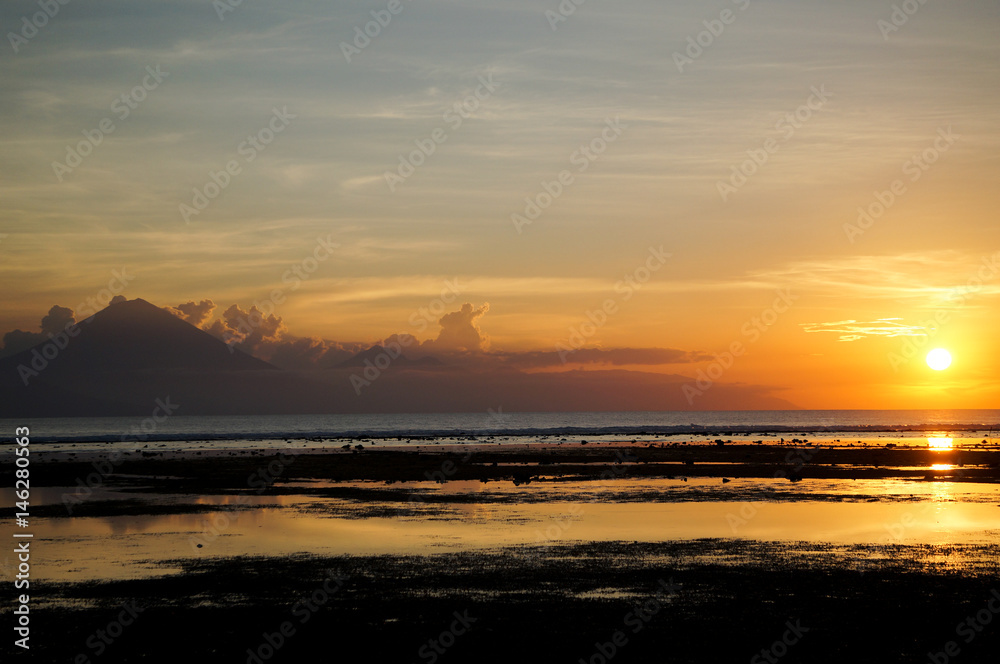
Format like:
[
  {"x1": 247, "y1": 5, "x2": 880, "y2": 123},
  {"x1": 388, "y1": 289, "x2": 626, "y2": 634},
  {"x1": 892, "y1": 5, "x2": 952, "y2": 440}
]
[{"x1": 1, "y1": 0, "x2": 998, "y2": 410}]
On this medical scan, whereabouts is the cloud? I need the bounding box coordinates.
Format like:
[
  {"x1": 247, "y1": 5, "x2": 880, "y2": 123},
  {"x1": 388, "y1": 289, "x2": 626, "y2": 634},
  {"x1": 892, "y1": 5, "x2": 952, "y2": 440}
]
[
  {"x1": 340, "y1": 304, "x2": 710, "y2": 372},
  {"x1": 266, "y1": 336, "x2": 363, "y2": 371},
  {"x1": 194, "y1": 301, "x2": 365, "y2": 370},
  {"x1": 332, "y1": 304, "x2": 711, "y2": 372},
  {"x1": 39, "y1": 305, "x2": 75, "y2": 336},
  {"x1": 755, "y1": 252, "x2": 1000, "y2": 303},
  {"x1": 498, "y1": 347, "x2": 711, "y2": 368},
  {"x1": 163, "y1": 299, "x2": 216, "y2": 327},
  {"x1": 204, "y1": 303, "x2": 286, "y2": 352},
  {"x1": 425, "y1": 302, "x2": 490, "y2": 352},
  {"x1": 800, "y1": 318, "x2": 932, "y2": 342},
  {"x1": 1, "y1": 305, "x2": 77, "y2": 356},
  {"x1": 0, "y1": 297, "x2": 712, "y2": 377}
]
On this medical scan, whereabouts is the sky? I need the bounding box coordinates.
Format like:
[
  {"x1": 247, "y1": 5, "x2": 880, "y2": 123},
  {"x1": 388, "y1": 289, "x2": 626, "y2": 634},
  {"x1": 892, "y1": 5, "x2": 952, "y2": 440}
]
[{"x1": 2, "y1": 0, "x2": 999, "y2": 410}]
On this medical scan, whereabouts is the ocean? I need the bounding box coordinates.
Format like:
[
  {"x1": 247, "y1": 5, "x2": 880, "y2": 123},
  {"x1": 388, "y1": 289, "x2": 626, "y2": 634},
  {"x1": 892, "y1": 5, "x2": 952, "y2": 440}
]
[{"x1": 6, "y1": 409, "x2": 1000, "y2": 444}]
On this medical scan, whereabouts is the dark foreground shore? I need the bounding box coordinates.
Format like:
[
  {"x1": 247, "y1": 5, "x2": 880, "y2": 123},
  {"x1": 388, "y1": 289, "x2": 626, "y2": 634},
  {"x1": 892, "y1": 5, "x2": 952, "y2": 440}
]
[
  {"x1": 10, "y1": 444, "x2": 1000, "y2": 663},
  {"x1": 28, "y1": 540, "x2": 1000, "y2": 663}
]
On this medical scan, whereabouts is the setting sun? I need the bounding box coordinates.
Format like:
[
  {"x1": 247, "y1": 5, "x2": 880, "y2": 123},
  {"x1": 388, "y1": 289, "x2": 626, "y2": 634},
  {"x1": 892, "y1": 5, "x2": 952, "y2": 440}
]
[{"x1": 926, "y1": 348, "x2": 953, "y2": 371}]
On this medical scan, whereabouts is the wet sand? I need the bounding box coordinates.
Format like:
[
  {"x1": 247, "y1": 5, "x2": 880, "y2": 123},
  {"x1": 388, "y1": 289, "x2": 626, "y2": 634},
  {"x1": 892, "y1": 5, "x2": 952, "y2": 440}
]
[
  {"x1": 6, "y1": 443, "x2": 1000, "y2": 662},
  {"x1": 25, "y1": 542, "x2": 1000, "y2": 663}
]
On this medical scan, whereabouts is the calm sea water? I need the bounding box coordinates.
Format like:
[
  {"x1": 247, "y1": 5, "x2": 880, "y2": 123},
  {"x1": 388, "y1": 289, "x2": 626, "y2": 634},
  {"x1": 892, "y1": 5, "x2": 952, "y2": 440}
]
[{"x1": 5, "y1": 410, "x2": 1000, "y2": 443}]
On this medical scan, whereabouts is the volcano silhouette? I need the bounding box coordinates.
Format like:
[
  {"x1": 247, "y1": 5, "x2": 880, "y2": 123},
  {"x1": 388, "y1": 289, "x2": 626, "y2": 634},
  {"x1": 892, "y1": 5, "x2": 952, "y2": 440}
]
[{"x1": 0, "y1": 298, "x2": 329, "y2": 416}]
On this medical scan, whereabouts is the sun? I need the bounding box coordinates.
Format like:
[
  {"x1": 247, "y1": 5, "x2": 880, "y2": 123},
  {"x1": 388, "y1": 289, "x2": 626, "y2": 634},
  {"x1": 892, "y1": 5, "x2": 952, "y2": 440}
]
[{"x1": 926, "y1": 348, "x2": 952, "y2": 371}]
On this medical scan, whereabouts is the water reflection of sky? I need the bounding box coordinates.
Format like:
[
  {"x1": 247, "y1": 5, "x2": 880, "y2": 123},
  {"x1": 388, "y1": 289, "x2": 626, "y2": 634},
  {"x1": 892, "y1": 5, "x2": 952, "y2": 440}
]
[{"x1": 18, "y1": 477, "x2": 1000, "y2": 583}]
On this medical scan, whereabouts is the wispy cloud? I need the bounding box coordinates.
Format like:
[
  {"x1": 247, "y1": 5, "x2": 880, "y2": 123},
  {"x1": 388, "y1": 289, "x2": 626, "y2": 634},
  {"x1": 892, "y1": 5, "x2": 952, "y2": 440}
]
[
  {"x1": 497, "y1": 347, "x2": 711, "y2": 368},
  {"x1": 800, "y1": 318, "x2": 930, "y2": 342},
  {"x1": 752, "y1": 252, "x2": 1000, "y2": 303}
]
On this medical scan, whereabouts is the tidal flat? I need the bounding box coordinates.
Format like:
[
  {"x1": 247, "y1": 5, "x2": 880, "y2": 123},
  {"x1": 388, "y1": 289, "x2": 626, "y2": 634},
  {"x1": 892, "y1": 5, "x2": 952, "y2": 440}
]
[{"x1": 5, "y1": 441, "x2": 1000, "y2": 662}]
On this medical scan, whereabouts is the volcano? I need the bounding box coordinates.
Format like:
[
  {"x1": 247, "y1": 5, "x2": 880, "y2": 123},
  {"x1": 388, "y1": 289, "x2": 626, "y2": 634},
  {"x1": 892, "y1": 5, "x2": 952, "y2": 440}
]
[{"x1": 0, "y1": 298, "x2": 330, "y2": 417}]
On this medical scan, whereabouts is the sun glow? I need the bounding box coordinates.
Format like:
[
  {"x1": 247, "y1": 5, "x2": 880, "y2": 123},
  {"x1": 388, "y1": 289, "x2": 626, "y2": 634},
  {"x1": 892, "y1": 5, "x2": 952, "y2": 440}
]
[
  {"x1": 926, "y1": 348, "x2": 953, "y2": 371},
  {"x1": 927, "y1": 437, "x2": 954, "y2": 450}
]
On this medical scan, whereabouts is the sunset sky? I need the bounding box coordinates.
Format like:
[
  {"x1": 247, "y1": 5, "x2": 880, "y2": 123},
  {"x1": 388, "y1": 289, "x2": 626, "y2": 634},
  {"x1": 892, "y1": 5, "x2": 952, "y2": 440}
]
[{"x1": 2, "y1": 0, "x2": 999, "y2": 410}]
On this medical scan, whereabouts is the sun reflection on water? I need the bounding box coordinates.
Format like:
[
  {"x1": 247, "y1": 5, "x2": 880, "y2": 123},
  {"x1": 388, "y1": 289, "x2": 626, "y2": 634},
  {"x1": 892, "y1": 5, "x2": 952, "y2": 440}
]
[{"x1": 927, "y1": 436, "x2": 954, "y2": 450}]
